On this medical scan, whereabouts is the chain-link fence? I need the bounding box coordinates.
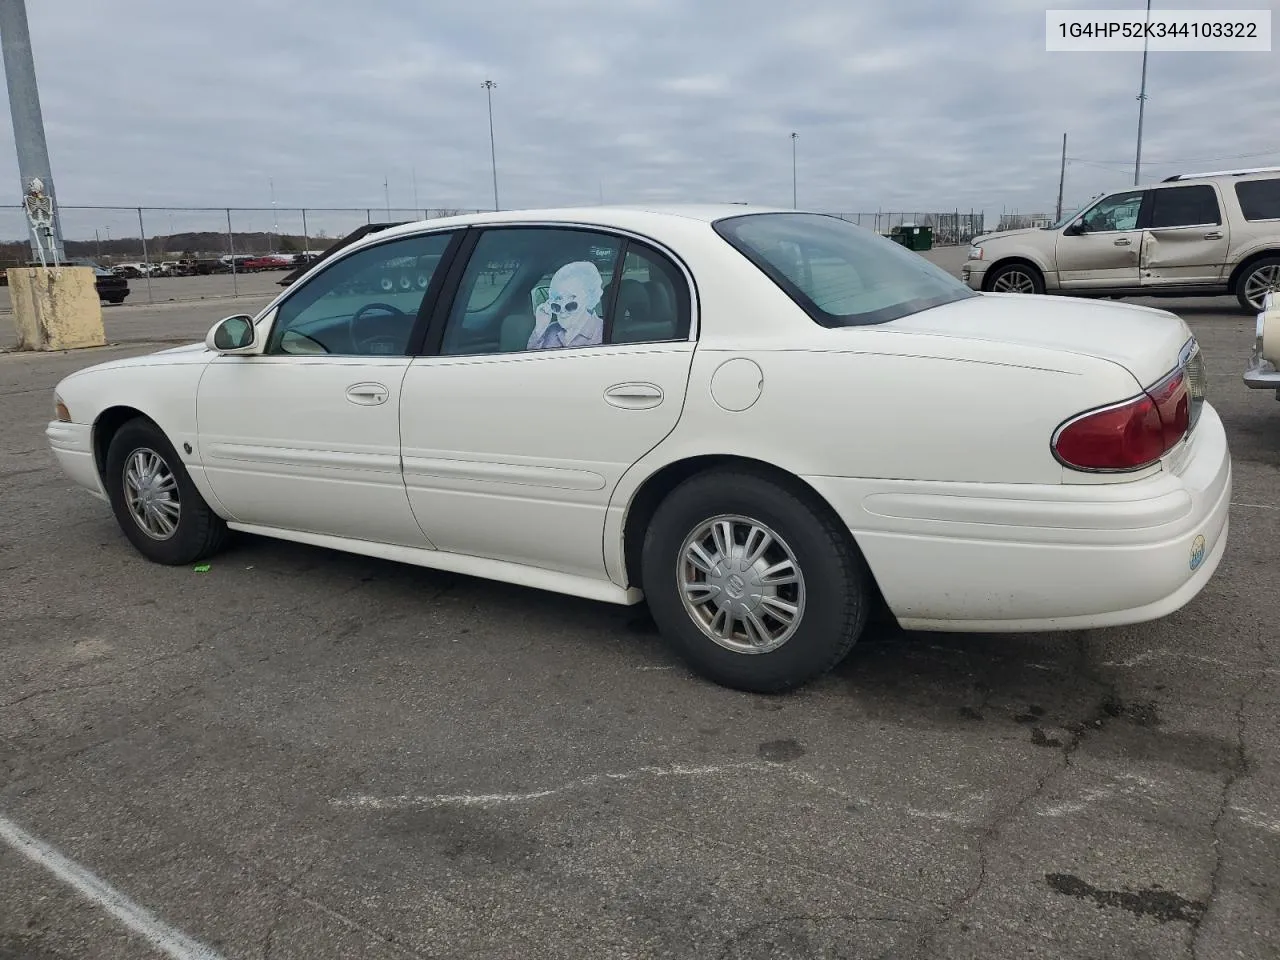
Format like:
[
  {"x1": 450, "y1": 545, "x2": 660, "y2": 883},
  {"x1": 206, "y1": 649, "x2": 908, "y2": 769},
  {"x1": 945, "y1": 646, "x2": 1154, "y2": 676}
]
[
  {"x1": 1, "y1": 204, "x2": 985, "y2": 306},
  {"x1": 824, "y1": 211, "x2": 986, "y2": 245}
]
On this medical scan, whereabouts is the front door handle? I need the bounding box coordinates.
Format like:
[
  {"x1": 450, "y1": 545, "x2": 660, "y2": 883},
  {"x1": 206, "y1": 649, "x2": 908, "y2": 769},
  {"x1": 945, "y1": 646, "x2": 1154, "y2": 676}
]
[
  {"x1": 346, "y1": 382, "x2": 389, "y2": 405},
  {"x1": 604, "y1": 382, "x2": 664, "y2": 410},
  {"x1": 1203, "y1": 231, "x2": 1223, "y2": 240},
  {"x1": 1114, "y1": 238, "x2": 1132, "y2": 246}
]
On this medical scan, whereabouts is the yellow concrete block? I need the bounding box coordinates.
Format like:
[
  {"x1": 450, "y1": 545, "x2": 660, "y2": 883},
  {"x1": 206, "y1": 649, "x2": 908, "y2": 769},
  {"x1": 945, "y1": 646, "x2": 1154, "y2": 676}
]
[{"x1": 6, "y1": 266, "x2": 106, "y2": 351}]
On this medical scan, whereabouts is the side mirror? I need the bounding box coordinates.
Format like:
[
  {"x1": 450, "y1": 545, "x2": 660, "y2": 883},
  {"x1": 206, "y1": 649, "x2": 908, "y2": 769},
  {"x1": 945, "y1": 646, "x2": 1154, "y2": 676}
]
[
  {"x1": 1063, "y1": 220, "x2": 1085, "y2": 237},
  {"x1": 206, "y1": 314, "x2": 258, "y2": 353}
]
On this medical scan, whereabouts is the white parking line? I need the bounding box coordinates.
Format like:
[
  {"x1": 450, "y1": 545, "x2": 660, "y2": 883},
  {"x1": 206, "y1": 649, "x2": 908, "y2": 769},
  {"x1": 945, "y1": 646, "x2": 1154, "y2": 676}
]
[{"x1": 0, "y1": 813, "x2": 225, "y2": 960}]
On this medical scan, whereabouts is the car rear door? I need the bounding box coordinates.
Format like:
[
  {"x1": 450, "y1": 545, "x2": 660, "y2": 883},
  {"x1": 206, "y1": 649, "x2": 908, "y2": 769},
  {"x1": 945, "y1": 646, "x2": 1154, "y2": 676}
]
[
  {"x1": 1139, "y1": 183, "x2": 1231, "y2": 289},
  {"x1": 398, "y1": 225, "x2": 696, "y2": 581}
]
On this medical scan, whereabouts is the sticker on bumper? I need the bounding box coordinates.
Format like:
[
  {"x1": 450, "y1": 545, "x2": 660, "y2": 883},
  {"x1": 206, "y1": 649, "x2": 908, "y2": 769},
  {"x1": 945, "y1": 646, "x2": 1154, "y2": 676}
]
[{"x1": 1190, "y1": 534, "x2": 1207, "y2": 572}]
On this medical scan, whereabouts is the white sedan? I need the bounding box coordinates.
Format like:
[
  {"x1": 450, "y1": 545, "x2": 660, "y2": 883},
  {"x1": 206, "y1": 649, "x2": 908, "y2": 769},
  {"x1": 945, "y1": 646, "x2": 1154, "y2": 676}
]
[{"x1": 45, "y1": 206, "x2": 1231, "y2": 692}]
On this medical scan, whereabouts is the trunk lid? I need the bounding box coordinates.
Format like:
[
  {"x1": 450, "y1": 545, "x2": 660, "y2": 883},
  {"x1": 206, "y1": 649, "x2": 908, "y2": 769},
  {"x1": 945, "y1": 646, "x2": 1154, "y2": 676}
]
[{"x1": 885, "y1": 291, "x2": 1193, "y2": 388}]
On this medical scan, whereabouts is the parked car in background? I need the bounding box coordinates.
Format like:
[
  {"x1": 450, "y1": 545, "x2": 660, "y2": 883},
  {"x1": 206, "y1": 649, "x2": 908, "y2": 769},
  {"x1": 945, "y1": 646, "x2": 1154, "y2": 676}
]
[
  {"x1": 1245, "y1": 291, "x2": 1280, "y2": 401},
  {"x1": 45, "y1": 206, "x2": 1231, "y2": 693},
  {"x1": 242, "y1": 255, "x2": 294, "y2": 272},
  {"x1": 963, "y1": 166, "x2": 1280, "y2": 312}
]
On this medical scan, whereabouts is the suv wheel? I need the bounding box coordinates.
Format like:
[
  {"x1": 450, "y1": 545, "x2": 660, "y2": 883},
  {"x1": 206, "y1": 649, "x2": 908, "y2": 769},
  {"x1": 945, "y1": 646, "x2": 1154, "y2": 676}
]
[
  {"x1": 986, "y1": 263, "x2": 1044, "y2": 295},
  {"x1": 1237, "y1": 256, "x2": 1280, "y2": 313}
]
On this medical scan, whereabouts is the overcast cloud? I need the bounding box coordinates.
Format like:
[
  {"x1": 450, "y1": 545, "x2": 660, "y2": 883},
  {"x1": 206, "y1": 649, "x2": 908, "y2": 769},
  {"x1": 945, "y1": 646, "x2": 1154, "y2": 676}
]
[{"x1": 2, "y1": 0, "x2": 1277, "y2": 229}]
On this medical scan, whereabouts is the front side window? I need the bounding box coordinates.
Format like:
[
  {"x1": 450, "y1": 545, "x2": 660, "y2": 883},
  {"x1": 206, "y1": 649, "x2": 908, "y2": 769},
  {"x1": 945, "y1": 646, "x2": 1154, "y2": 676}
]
[
  {"x1": 267, "y1": 232, "x2": 454, "y2": 356},
  {"x1": 440, "y1": 228, "x2": 624, "y2": 355},
  {"x1": 1235, "y1": 178, "x2": 1280, "y2": 221},
  {"x1": 1149, "y1": 185, "x2": 1221, "y2": 228},
  {"x1": 713, "y1": 212, "x2": 974, "y2": 327},
  {"x1": 1078, "y1": 190, "x2": 1144, "y2": 233}
]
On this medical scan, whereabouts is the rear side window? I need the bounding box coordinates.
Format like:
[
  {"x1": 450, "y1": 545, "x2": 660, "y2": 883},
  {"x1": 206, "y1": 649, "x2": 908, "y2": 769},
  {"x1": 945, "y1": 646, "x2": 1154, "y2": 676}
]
[
  {"x1": 1149, "y1": 185, "x2": 1221, "y2": 227},
  {"x1": 1235, "y1": 178, "x2": 1280, "y2": 221},
  {"x1": 713, "y1": 213, "x2": 974, "y2": 327}
]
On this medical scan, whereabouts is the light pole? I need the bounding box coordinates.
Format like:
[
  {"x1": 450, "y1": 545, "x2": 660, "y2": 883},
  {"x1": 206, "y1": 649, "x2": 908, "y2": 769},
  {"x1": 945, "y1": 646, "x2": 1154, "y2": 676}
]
[
  {"x1": 482, "y1": 79, "x2": 499, "y2": 211},
  {"x1": 269, "y1": 177, "x2": 278, "y2": 250},
  {"x1": 790, "y1": 132, "x2": 798, "y2": 208},
  {"x1": 1133, "y1": 0, "x2": 1152, "y2": 186},
  {"x1": 1, "y1": 0, "x2": 66, "y2": 262}
]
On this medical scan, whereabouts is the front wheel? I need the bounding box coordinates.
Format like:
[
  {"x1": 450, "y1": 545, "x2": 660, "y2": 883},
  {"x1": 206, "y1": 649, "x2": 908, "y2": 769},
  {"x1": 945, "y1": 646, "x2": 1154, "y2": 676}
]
[
  {"x1": 104, "y1": 418, "x2": 229, "y2": 565},
  {"x1": 1236, "y1": 256, "x2": 1280, "y2": 312},
  {"x1": 986, "y1": 262, "x2": 1044, "y2": 295},
  {"x1": 641, "y1": 469, "x2": 871, "y2": 693}
]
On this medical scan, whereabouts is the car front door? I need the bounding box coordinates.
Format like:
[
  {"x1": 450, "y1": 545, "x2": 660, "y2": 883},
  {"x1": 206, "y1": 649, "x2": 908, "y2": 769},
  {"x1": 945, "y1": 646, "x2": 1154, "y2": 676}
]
[
  {"x1": 196, "y1": 230, "x2": 460, "y2": 547},
  {"x1": 1139, "y1": 183, "x2": 1231, "y2": 288},
  {"x1": 399, "y1": 226, "x2": 696, "y2": 580},
  {"x1": 1055, "y1": 189, "x2": 1146, "y2": 290}
]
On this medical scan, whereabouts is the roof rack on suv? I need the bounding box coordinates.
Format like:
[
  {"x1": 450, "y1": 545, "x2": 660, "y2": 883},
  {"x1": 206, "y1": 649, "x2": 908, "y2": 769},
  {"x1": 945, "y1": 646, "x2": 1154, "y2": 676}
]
[{"x1": 1163, "y1": 165, "x2": 1280, "y2": 182}]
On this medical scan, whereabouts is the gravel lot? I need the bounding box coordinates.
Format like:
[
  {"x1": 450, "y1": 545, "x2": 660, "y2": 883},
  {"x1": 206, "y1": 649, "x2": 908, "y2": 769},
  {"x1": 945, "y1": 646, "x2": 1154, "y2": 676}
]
[{"x1": 1, "y1": 247, "x2": 1277, "y2": 960}]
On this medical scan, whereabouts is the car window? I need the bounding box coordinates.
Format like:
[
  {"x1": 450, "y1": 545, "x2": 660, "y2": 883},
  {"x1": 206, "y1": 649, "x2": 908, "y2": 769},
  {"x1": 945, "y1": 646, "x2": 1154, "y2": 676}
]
[
  {"x1": 713, "y1": 212, "x2": 974, "y2": 327},
  {"x1": 1079, "y1": 190, "x2": 1144, "y2": 232},
  {"x1": 266, "y1": 232, "x2": 453, "y2": 357},
  {"x1": 1149, "y1": 185, "x2": 1221, "y2": 228},
  {"x1": 608, "y1": 243, "x2": 690, "y2": 344},
  {"x1": 440, "y1": 228, "x2": 623, "y2": 356},
  {"x1": 1235, "y1": 178, "x2": 1280, "y2": 221}
]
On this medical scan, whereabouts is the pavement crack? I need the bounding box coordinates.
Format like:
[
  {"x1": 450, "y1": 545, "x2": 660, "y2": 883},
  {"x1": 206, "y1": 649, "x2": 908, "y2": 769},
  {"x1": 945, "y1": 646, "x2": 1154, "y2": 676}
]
[
  {"x1": 1189, "y1": 672, "x2": 1263, "y2": 960},
  {"x1": 0, "y1": 676, "x2": 127, "y2": 711}
]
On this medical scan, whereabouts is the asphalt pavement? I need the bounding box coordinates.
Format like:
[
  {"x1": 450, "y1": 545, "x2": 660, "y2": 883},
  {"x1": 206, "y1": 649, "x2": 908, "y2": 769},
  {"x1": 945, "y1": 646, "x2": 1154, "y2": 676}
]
[{"x1": 1, "y1": 250, "x2": 1277, "y2": 960}]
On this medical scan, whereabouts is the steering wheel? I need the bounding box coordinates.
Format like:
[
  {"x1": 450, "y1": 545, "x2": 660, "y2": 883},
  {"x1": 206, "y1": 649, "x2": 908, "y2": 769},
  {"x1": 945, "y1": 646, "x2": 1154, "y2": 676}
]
[{"x1": 349, "y1": 301, "x2": 407, "y2": 354}]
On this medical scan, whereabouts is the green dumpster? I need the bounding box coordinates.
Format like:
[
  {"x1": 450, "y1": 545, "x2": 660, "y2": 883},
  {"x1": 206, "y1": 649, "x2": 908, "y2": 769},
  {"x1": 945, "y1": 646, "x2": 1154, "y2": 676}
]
[{"x1": 889, "y1": 224, "x2": 933, "y2": 251}]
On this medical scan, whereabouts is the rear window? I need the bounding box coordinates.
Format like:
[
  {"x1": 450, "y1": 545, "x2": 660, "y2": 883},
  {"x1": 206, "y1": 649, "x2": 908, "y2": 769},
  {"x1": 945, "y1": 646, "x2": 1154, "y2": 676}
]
[
  {"x1": 1235, "y1": 178, "x2": 1280, "y2": 221},
  {"x1": 712, "y1": 212, "x2": 975, "y2": 327}
]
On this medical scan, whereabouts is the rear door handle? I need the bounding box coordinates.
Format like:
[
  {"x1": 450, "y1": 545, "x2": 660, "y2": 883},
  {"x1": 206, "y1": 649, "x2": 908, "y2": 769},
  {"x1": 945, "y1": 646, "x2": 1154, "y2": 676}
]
[
  {"x1": 1114, "y1": 238, "x2": 1132, "y2": 246},
  {"x1": 604, "y1": 382, "x2": 664, "y2": 409},
  {"x1": 1203, "y1": 231, "x2": 1223, "y2": 240},
  {"x1": 346, "y1": 382, "x2": 389, "y2": 405}
]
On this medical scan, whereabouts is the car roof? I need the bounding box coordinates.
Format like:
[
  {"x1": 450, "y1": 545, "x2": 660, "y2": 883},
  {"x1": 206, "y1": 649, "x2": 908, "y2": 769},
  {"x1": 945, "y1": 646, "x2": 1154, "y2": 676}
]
[{"x1": 353, "y1": 203, "x2": 798, "y2": 248}]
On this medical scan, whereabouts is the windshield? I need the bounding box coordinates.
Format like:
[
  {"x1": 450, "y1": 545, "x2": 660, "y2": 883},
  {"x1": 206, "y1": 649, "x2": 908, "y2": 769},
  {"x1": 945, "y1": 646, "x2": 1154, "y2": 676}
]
[{"x1": 712, "y1": 212, "x2": 975, "y2": 327}]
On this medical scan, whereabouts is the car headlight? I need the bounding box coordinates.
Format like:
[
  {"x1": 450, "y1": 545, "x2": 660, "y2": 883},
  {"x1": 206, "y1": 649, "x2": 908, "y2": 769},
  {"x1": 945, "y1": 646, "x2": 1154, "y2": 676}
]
[
  {"x1": 967, "y1": 245, "x2": 983, "y2": 261},
  {"x1": 54, "y1": 393, "x2": 70, "y2": 422}
]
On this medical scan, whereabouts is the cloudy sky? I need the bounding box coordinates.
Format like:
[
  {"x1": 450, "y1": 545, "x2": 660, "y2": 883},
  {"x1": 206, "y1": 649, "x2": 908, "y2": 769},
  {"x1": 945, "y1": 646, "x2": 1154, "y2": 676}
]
[{"x1": 1, "y1": 0, "x2": 1277, "y2": 234}]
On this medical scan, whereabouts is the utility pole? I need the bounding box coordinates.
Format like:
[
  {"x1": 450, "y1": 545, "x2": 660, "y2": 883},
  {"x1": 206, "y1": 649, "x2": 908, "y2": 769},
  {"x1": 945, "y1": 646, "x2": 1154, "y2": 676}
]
[
  {"x1": 1133, "y1": 0, "x2": 1152, "y2": 185},
  {"x1": 0, "y1": 0, "x2": 65, "y2": 262},
  {"x1": 269, "y1": 177, "x2": 277, "y2": 252},
  {"x1": 482, "y1": 79, "x2": 499, "y2": 211},
  {"x1": 1055, "y1": 133, "x2": 1067, "y2": 221},
  {"x1": 790, "y1": 132, "x2": 798, "y2": 208},
  {"x1": 383, "y1": 176, "x2": 390, "y2": 218}
]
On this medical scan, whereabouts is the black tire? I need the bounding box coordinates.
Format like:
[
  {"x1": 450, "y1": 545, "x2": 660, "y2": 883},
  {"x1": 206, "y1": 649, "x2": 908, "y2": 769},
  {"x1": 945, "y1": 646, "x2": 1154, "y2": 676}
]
[
  {"x1": 641, "y1": 469, "x2": 871, "y2": 693},
  {"x1": 985, "y1": 262, "x2": 1044, "y2": 295},
  {"x1": 104, "y1": 417, "x2": 229, "y2": 565},
  {"x1": 1235, "y1": 256, "x2": 1280, "y2": 313}
]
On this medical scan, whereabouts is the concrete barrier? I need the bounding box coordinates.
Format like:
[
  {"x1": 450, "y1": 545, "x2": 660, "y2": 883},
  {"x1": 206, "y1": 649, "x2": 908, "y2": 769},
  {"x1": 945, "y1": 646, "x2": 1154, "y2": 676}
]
[{"x1": 5, "y1": 266, "x2": 106, "y2": 350}]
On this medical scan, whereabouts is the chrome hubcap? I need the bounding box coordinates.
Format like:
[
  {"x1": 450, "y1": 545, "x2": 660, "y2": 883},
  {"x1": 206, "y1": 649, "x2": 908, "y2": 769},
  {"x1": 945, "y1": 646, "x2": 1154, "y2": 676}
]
[
  {"x1": 1244, "y1": 265, "x2": 1280, "y2": 310},
  {"x1": 992, "y1": 270, "x2": 1035, "y2": 294},
  {"x1": 123, "y1": 447, "x2": 180, "y2": 540},
  {"x1": 678, "y1": 515, "x2": 806, "y2": 655}
]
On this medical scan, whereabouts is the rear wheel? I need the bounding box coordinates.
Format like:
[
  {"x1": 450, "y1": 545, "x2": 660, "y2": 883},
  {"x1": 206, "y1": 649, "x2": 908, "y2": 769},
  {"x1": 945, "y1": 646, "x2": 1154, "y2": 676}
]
[
  {"x1": 104, "y1": 418, "x2": 229, "y2": 565},
  {"x1": 986, "y1": 262, "x2": 1044, "y2": 295},
  {"x1": 641, "y1": 469, "x2": 870, "y2": 693},
  {"x1": 1236, "y1": 256, "x2": 1280, "y2": 312}
]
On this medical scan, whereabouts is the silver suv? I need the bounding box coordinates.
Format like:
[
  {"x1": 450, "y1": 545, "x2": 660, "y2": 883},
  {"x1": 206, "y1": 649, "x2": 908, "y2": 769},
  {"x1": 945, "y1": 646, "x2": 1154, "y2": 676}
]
[{"x1": 962, "y1": 167, "x2": 1280, "y2": 313}]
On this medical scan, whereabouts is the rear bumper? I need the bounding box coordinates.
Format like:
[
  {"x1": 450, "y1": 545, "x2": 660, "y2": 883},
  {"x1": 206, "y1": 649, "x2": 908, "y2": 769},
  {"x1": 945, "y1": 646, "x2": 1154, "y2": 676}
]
[
  {"x1": 1243, "y1": 355, "x2": 1280, "y2": 395},
  {"x1": 45, "y1": 420, "x2": 107, "y2": 501},
  {"x1": 804, "y1": 403, "x2": 1231, "y2": 632}
]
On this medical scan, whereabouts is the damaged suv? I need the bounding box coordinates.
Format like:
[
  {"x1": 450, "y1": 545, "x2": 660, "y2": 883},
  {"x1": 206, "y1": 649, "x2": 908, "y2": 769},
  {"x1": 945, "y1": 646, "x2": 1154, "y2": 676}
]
[{"x1": 963, "y1": 167, "x2": 1280, "y2": 313}]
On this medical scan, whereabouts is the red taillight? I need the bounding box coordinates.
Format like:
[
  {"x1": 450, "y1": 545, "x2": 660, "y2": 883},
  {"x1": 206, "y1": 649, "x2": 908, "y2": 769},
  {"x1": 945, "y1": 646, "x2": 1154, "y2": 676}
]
[{"x1": 1053, "y1": 367, "x2": 1191, "y2": 472}]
